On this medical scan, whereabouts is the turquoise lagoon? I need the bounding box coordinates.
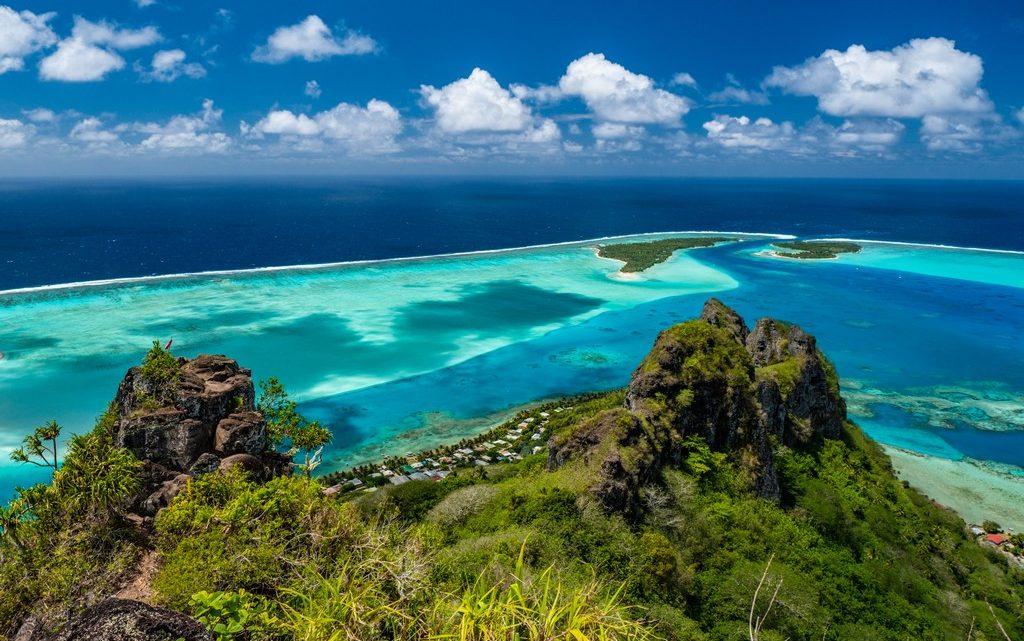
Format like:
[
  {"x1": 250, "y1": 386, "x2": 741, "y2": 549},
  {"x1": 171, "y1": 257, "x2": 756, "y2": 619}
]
[{"x1": 2, "y1": 233, "x2": 1023, "y2": 529}]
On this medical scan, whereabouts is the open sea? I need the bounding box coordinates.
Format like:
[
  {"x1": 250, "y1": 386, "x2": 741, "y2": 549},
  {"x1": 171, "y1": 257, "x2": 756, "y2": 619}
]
[{"x1": 2, "y1": 178, "x2": 1023, "y2": 527}]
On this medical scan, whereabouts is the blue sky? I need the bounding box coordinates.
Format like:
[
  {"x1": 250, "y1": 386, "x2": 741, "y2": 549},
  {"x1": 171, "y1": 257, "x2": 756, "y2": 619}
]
[{"x1": 0, "y1": 0, "x2": 1022, "y2": 176}]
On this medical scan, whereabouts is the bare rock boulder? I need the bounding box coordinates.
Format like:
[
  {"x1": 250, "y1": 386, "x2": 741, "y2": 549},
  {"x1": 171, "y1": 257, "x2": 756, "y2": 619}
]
[
  {"x1": 214, "y1": 411, "x2": 268, "y2": 456},
  {"x1": 51, "y1": 599, "x2": 211, "y2": 641}
]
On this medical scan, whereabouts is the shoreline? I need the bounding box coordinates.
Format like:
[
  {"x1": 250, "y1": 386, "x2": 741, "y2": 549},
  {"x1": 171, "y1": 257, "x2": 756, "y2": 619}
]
[
  {"x1": 5, "y1": 232, "x2": 1024, "y2": 298},
  {"x1": 805, "y1": 238, "x2": 1024, "y2": 256},
  {"x1": 320, "y1": 391, "x2": 611, "y2": 488},
  {"x1": 884, "y1": 445, "x2": 1024, "y2": 532},
  {"x1": 318, "y1": 393, "x2": 580, "y2": 482},
  {"x1": 592, "y1": 238, "x2": 728, "y2": 276},
  {"x1": 0, "y1": 230, "x2": 788, "y2": 297},
  {"x1": 752, "y1": 249, "x2": 843, "y2": 262}
]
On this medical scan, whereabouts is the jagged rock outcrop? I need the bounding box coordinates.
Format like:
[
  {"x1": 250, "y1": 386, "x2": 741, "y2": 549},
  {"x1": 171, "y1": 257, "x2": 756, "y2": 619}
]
[
  {"x1": 549, "y1": 299, "x2": 846, "y2": 516},
  {"x1": 111, "y1": 354, "x2": 290, "y2": 517},
  {"x1": 49, "y1": 599, "x2": 211, "y2": 641},
  {"x1": 747, "y1": 319, "x2": 846, "y2": 442},
  {"x1": 700, "y1": 297, "x2": 750, "y2": 346}
]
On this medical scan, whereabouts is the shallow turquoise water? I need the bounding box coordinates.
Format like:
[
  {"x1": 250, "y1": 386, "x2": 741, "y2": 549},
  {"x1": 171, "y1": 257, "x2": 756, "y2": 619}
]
[
  {"x1": 793, "y1": 241, "x2": 1024, "y2": 289},
  {"x1": 2, "y1": 234, "x2": 1023, "y2": 523}
]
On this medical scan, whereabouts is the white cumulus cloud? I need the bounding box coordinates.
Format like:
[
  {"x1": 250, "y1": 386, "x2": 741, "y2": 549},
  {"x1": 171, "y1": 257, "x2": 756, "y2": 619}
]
[
  {"x1": 558, "y1": 53, "x2": 690, "y2": 125},
  {"x1": 40, "y1": 38, "x2": 125, "y2": 81},
  {"x1": 0, "y1": 118, "x2": 33, "y2": 148},
  {"x1": 421, "y1": 68, "x2": 557, "y2": 141},
  {"x1": 255, "y1": 110, "x2": 320, "y2": 136},
  {"x1": 670, "y1": 72, "x2": 697, "y2": 87},
  {"x1": 422, "y1": 68, "x2": 531, "y2": 133},
  {"x1": 919, "y1": 114, "x2": 1018, "y2": 153},
  {"x1": 22, "y1": 107, "x2": 56, "y2": 122},
  {"x1": 702, "y1": 114, "x2": 907, "y2": 157},
  {"x1": 831, "y1": 119, "x2": 905, "y2": 150},
  {"x1": 70, "y1": 117, "x2": 119, "y2": 143},
  {"x1": 70, "y1": 17, "x2": 160, "y2": 49},
  {"x1": 592, "y1": 122, "x2": 645, "y2": 140},
  {"x1": 703, "y1": 115, "x2": 796, "y2": 151},
  {"x1": 305, "y1": 79, "x2": 321, "y2": 98},
  {"x1": 316, "y1": 101, "x2": 401, "y2": 144},
  {"x1": 137, "y1": 99, "x2": 230, "y2": 153},
  {"x1": 252, "y1": 15, "x2": 377, "y2": 63},
  {"x1": 139, "y1": 49, "x2": 205, "y2": 82},
  {"x1": 39, "y1": 17, "x2": 161, "y2": 82},
  {"x1": 592, "y1": 122, "x2": 646, "y2": 152},
  {"x1": 0, "y1": 6, "x2": 57, "y2": 74},
  {"x1": 248, "y1": 99, "x2": 403, "y2": 154},
  {"x1": 765, "y1": 37, "x2": 992, "y2": 118},
  {"x1": 69, "y1": 117, "x2": 125, "y2": 153}
]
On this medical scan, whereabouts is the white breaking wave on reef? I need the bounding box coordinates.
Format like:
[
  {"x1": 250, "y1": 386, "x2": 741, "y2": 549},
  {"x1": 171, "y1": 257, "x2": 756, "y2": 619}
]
[
  {"x1": 7, "y1": 230, "x2": 1022, "y2": 297},
  {"x1": 0, "y1": 231, "x2": 789, "y2": 297},
  {"x1": 808, "y1": 238, "x2": 1024, "y2": 256}
]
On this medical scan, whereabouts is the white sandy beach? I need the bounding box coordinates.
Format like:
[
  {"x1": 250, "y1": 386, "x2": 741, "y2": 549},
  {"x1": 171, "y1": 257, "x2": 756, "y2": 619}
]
[{"x1": 885, "y1": 447, "x2": 1024, "y2": 532}]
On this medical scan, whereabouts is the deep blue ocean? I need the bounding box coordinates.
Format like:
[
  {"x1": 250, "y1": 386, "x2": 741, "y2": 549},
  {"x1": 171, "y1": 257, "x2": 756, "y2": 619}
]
[{"x1": 3, "y1": 178, "x2": 1024, "y2": 291}]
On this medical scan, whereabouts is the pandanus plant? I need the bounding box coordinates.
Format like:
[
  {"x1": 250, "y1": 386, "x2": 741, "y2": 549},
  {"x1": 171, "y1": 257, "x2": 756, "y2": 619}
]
[{"x1": 10, "y1": 419, "x2": 62, "y2": 472}]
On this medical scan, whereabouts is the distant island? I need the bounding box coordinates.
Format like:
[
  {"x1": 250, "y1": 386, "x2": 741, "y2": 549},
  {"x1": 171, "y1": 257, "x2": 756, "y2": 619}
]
[
  {"x1": 771, "y1": 240, "x2": 862, "y2": 259},
  {"x1": 2, "y1": 300, "x2": 1021, "y2": 641},
  {"x1": 596, "y1": 236, "x2": 733, "y2": 272}
]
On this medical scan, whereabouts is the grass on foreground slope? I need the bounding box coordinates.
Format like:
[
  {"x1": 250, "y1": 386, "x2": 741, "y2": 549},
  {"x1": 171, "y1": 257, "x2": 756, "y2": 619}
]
[
  {"x1": 771, "y1": 240, "x2": 861, "y2": 259},
  {"x1": 597, "y1": 237, "x2": 733, "y2": 273}
]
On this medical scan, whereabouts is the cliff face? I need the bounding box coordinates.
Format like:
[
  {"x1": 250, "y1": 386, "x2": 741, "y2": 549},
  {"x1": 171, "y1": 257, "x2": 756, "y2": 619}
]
[
  {"x1": 549, "y1": 298, "x2": 846, "y2": 516},
  {"x1": 111, "y1": 354, "x2": 290, "y2": 517}
]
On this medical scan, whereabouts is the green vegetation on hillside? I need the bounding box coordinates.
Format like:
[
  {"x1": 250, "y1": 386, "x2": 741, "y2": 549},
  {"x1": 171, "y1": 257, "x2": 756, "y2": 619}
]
[
  {"x1": 149, "y1": 402, "x2": 1023, "y2": 641},
  {"x1": 2, "y1": 317, "x2": 1022, "y2": 641},
  {"x1": 140, "y1": 340, "x2": 181, "y2": 405},
  {"x1": 0, "y1": 408, "x2": 142, "y2": 633},
  {"x1": 771, "y1": 241, "x2": 861, "y2": 260},
  {"x1": 6, "y1": 397, "x2": 1021, "y2": 640},
  {"x1": 597, "y1": 237, "x2": 733, "y2": 273},
  {"x1": 257, "y1": 377, "x2": 332, "y2": 476}
]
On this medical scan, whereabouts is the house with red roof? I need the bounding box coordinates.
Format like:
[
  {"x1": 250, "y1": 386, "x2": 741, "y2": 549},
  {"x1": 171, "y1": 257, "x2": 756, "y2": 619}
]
[{"x1": 985, "y1": 533, "x2": 1009, "y2": 546}]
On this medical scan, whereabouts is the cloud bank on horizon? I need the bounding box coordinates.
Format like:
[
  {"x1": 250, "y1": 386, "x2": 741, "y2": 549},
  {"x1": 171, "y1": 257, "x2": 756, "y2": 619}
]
[{"x1": 0, "y1": 1, "x2": 1022, "y2": 173}]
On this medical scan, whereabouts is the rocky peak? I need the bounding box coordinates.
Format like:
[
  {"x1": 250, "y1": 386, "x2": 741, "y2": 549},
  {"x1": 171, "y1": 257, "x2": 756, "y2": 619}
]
[
  {"x1": 746, "y1": 318, "x2": 791, "y2": 367},
  {"x1": 550, "y1": 299, "x2": 847, "y2": 516},
  {"x1": 111, "y1": 353, "x2": 290, "y2": 517},
  {"x1": 699, "y1": 297, "x2": 750, "y2": 346},
  {"x1": 746, "y1": 318, "x2": 819, "y2": 367}
]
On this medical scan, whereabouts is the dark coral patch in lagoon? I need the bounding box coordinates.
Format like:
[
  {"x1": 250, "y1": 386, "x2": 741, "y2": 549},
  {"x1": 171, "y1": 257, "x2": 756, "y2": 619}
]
[
  {"x1": 0, "y1": 334, "x2": 62, "y2": 361},
  {"x1": 397, "y1": 280, "x2": 603, "y2": 336}
]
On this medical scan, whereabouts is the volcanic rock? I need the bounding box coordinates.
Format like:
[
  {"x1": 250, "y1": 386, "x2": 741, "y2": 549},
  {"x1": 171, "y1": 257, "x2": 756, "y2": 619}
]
[{"x1": 110, "y1": 353, "x2": 290, "y2": 517}]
